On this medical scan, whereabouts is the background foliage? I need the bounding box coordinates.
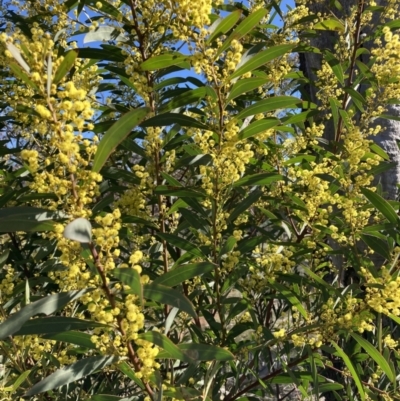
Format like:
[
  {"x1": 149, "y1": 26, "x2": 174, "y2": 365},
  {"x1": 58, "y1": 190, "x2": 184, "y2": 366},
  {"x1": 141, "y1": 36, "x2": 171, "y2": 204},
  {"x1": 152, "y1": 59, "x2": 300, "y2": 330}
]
[{"x1": 0, "y1": 0, "x2": 400, "y2": 400}]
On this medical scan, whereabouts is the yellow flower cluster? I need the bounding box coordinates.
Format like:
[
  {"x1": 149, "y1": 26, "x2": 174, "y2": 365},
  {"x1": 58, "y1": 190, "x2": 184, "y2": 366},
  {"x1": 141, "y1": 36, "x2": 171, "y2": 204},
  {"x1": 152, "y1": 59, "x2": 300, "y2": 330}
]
[
  {"x1": 320, "y1": 296, "x2": 374, "y2": 334},
  {"x1": 362, "y1": 267, "x2": 400, "y2": 316}
]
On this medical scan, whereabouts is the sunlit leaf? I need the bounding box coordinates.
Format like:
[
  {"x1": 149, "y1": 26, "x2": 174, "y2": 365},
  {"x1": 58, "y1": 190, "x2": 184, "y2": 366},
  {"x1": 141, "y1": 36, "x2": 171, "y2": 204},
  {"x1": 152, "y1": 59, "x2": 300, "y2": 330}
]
[
  {"x1": 92, "y1": 107, "x2": 150, "y2": 173},
  {"x1": 63, "y1": 218, "x2": 92, "y2": 243},
  {"x1": 24, "y1": 355, "x2": 118, "y2": 396},
  {"x1": 0, "y1": 289, "x2": 90, "y2": 340},
  {"x1": 153, "y1": 262, "x2": 216, "y2": 287}
]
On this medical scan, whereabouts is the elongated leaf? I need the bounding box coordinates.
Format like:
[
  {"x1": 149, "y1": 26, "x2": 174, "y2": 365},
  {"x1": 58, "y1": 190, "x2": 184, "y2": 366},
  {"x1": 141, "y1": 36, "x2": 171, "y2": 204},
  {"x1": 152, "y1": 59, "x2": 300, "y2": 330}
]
[
  {"x1": 156, "y1": 232, "x2": 204, "y2": 258},
  {"x1": 233, "y1": 172, "x2": 283, "y2": 187},
  {"x1": 361, "y1": 187, "x2": 399, "y2": 224},
  {"x1": 229, "y1": 44, "x2": 294, "y2": 80},
  {"x1": 86, "y1": 0, "x2": 128, "y2": 21},
  {"x1": 14, "y1": 317, "x2": 107, "y2": 335},
  {"x1": 154, "y1": 186, "x2": 206, "y2": 198},
  {"x1": 270, "y1": 282, "x2": 308, "y2": 319},
  {"x1": 324, "y1": 51, "x2": 344, "y2": 85},
  {"x1": 140, "y1": 113, "x2": 209, "y2": 130},
  {"x1": 144, "y1": 283, "x2": 196, "y2": 318},
  {"x1": 360, "y1": 234, "x2": 391, "y2": 260},
  {"x1": 350, "y1": 333, "x2": 394, "y2": 382},
  {"x1": 3, "y1": 370, "x2": 31, "y2": 392},
  {"x1": 228, "y1": 189, "x2": 262, "y2": 223},
  {"x1": 92, "y1": 107, "x2": 150, "y2": 173},
  {"x1": 63, "y1": 218, "x2": 92, "y2": 243},
  {"x1": 238, "y1": 117, "x2": 279, "y2": 140},
  {"x1": 137, "y1": 331, "x2": 191, "y2": 362},
  {"x1": 0, "y1": 207, "x2": 63, "y2": 232},
  {"x1": 369, "y1": 143, "x2": 389, "y2": 161},
  {"x1": 141, "y1": 52, "x2": 189, "y2": 71},
  {"x1": 24, "y1": 355, "x2": 118, "y2": 396},
  {"x1": 344, "y1": 87, "x2": 366, "y2": 112},
  {"x1": 75, "y1": 47, "x2": 125, "y2": 62},
  {"x1": 113, "y1": 268, "x2": 143, "y2": 305},
  {"x1": 6, "y1": 42, "x2": 30, "y2": 72},
  {"x1": 236, "y1": 96, "x2": 306, "y2": 120},
  {"x1": 314, "y1": 18, "x2": 345, "y2": 32},
  {"x1": 118, "y1": 361, "x2": 145, "y2": 390},
  {"x1": 331, "y1": 341, "x2": 365, "y2": 401},
  {"x1": 227, "y1": 77, "x2": 270, "y2": 103},
  {"x1": 158, "y1": 343, "x2": 234, "y2": 361},
  {"x1": 160, "y1": 87, "x2": 216, "y2": 113},
  {"x1": 220, "y1": 236, "x2": 237, "y2": 256},
  {"x1": 43, "y1": 331, "x2": 96, "y2": 349},
  {"x1": 153, "y1": 262, "x2": 215, "y2": 287},
  {"x1": 53, "y1": 50, "x2": 78, "y2": 84},
  {"x1": 216, "y1": 8, "x2": 269, "y2": 57},
  {"x1": 206, "y1": 10, "x2": 242, "y2": 44},
  {"x1": 9, "y1": 63, "x2": 38, "y2": 90},
  {"x1": 0, "y1": 289, "x2": 90, "y2": 340}
]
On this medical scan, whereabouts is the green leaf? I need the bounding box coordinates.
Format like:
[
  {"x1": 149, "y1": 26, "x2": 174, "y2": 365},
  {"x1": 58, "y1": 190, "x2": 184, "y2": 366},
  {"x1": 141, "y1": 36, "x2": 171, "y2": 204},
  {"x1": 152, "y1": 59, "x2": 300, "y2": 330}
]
[
  {"x1": 158, "y1": 343, "x2": 234, "y2": 361},
  {"x1": 360, "y1": 234, "x2": 391, "y2": 260},
  {"x1": 329, "y1": 97, "x2": 340, "y2": 134},
  {"x1": 206, "y1": 10, "x2": 242, "y2": 44},
  {"x1": 220, "y1": 236, "x2": 237, "y2": 256},
  {"x1": 63, "y1": 218, "x2": 92, "y2": 243},
  {"x1": 113, "y1": 268, "x2": 143, "y2": 306},
  {"x1": 118, "y1": 361, "x2": 145, "y2": 390},
  {"x1": 144, "y1": 283, "x2": 197, "y2": 318},
  {"x1": 9, "y1": 63, "x2": 38, "y2": 90},
  {"x1": 324, "y1": 51, "x2": 345, "y2": 85},
  {"x1": 344, "y1": 87, "x2": 366, "y2": 112},
  {"x1": 24, "y1": 355, "x2": 118, "y2": 396},
  {"x1": 153, "y1": 262, "x2": 216, "y2": 287},
  {"x1": 137, "y1": 331, "x2": 191, "y2": 362},
  {"x1": 86, "y1": 0, "x2": 129, "y2": 22},
  {"x1": 14, "y1": 317, "x2": 107, "y2": 336},
  {"x1": 331, "y1": 341, "x2": 365, "y2": 401},
  {"x1": 227, "y1": 189, "x2": 262, "y2": 223},
  {"x1": 370, "y1": 143, "x2": 390, "y2": 161},
  {"x1": 42, "y1": 331, "x2": 96, "y2": 349},
  {"x1": 75, "y1": 47, "x2": 125, "y2": 62},
  {"x1": 92, "y1": 107, "x2": 150, "y2": 173},
  {"x1": 350, "y1": 333, "x2": 395, "y2": 382},
  {"x1": 140, "y1": 113, "x2": 209, "y2": 130},
  {"x1": 3, "y1": 370, "x2": 31, "y2": 393},
  {"x1": 233, "y1": 172, "x2": 283, "y2": 187},
  {"x1": 156, "y1": 232, "x2": 205, "y2": 258},
  {"x1": 229, "y1": 44, "x2": 294, "y2": 81},
  {"x1": 216, "y1": 8, "x2": 269, "y2": 57},
  {"x1": 270, "y1": 282, "x2": 308, "y2": 319},
  {"x1": 361, "y1": 187, "x2": 399, "y2": 224},
  {"x1": 0, "y1": 207, "x2": 63, "y2": 232},
  {"x1": 0, "y1": 289, "x2": 90, "y2": 340},
  {"x1": 160, "y1": 87, "x2": 216, "y2": 113},
  {"x1": 154, "y1": 186, "x2": 206, "y2": 198},
  {"x1": 314, "y1": 18, "x2": 345, "y2": 32},
  {"x1": 227, "y1": 77, "x2": 270, "y2": 103},
  {"x1": 141, "y1": 52, "x2": 190, "y2": 71},
  {"x1": 236, "y1": 96, "x2": 308, "y2": 120},
  {"x1": 53, "y1": 50, "x2": 78, "y2": 84},
  {"x1": 238, "y1": 117, "x2": 279, "y2": 140}
]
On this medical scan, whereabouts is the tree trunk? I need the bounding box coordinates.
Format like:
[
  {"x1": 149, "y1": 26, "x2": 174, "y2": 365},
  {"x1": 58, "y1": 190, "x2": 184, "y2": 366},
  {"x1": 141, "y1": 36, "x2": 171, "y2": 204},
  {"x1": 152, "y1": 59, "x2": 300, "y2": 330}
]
[{"x1": 299, "y1": 1, "x2": 400, "y2": 399}]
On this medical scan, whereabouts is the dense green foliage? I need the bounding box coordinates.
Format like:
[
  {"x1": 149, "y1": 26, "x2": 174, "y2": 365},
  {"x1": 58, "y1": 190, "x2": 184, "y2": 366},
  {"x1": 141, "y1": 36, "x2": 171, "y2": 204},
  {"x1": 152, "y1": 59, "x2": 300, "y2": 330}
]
[{"x1": 0, "y1": 0, "x2": 400, "y2": 400}]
